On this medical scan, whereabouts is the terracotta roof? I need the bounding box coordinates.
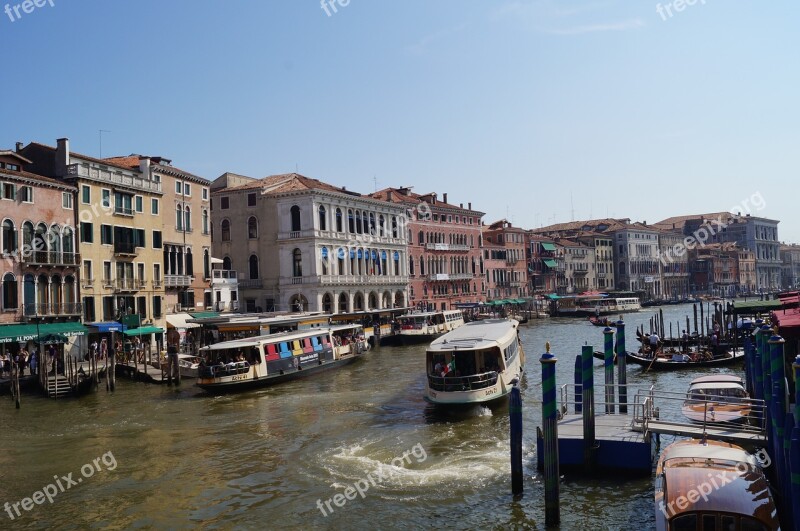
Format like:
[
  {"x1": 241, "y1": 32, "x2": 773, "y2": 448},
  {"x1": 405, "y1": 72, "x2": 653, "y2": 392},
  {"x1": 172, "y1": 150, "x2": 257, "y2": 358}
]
[
  {"x1": 532, "y1": 217, "x2": 641, "y2": 235},
  {"x1": 370, "y1": 187, "x2": 485, "y2": 215},
  {"x1": 104, "y1": 155, "x2": 209, "y2": 183},
  {"x1": 652, "y1": 212, "x2": 735, "y2": 231},
  {"x1": 223, "y1": 173, "x2": 354, "y2": 196},
  {"x1": 0, "y1": 167, "x2": 76, "y2": 189},
  {"x1": 26, "y1": 142, "x2": 140, "y2": 174}
]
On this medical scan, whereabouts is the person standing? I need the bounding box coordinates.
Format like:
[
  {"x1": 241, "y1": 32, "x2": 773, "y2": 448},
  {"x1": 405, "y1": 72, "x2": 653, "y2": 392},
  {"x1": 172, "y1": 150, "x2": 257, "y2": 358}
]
[
  {"x1": 29, "y1": 350, "x2": 37, "y2": 376},
  {"x1": 649, "y1": 332, "x2": 660, "y2": 358}
]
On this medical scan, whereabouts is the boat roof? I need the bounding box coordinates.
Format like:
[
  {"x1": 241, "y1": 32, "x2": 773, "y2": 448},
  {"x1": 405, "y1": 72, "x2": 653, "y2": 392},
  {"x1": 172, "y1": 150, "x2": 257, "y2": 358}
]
[
  {"x1": 399, "y1": 310, "x2": 461, "y2": 318},
  {"x1": 329, "y1": 324, "x2": 364, "y2": 333},
  {"x1": 660, "y1": 440, "x2": 776, "y2": 526},
  {"x1": 427, "y1": 319, "x2": 517, "y2": 352},
  {"x1": 689, "y1": 374, "x2": 744, "y2": 385},
  {"x1": 200, "y1": 328, "x2": 332, "y2": 351},
  {"x1": 688, "y1": 382, "x2": 746, "y2": 391}
]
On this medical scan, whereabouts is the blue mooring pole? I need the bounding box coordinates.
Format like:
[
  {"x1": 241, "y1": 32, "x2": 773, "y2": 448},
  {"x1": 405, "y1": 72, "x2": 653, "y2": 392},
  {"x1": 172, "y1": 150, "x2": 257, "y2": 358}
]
[
  {"x1": 574, "y1": 355, "x2": 582, "y2": 414},
  {"x1": 540, "y1": 342, "x2": 560, "y2": 526},
  {"x1": 768, "y1": 334, "x2": 788, "y2": 510},
  {"x1": 581, "y1": 344, "x2": 596, "y2": 472},
  {"x1": 510, "y1": 377, "x2": 523, "y2": 496},
  {"x1": 616, "y1": 319, "x2": 627, "y2": 414},
  {"x1": 760, "y1": 325, "x2": 773, "y2": 425},
  {"x1": 604, "y1": 327, "x2": 615, "y2": 414}
]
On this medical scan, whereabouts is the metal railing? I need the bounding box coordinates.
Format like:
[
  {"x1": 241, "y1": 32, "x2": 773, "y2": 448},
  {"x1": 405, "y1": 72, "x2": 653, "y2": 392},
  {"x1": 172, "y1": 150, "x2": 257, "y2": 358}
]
[
  {"x1": 164, "y1": 275, "x2": 192, "y2": 287},
  {"x1": 199, "y1": 361, "x2": 250, "y2": 378},
  {"x1": 114, "y1": 279, "x2": 139, "y2": 292},
  {"x1": 23, "y1": 302, "x2": 83, "y2": 316},
  {"x1": 66, "y1": 163, "x2": 163, "y2": 193},
  {"x1": 428, "y1": 371, "x2": 498, "y2": 392},
  {"x1": 113, "y1": 242, "x2": 137, "y2": 255},
  {"x1": 21, "y1": 251, "x2": 80, "y2": 266}
]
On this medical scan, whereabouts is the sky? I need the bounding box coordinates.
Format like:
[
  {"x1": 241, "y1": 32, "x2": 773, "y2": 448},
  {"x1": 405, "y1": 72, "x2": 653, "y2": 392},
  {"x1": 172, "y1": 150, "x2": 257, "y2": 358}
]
[{"x1": 1, "y1": 1, "x2": 798, "y2": 240}]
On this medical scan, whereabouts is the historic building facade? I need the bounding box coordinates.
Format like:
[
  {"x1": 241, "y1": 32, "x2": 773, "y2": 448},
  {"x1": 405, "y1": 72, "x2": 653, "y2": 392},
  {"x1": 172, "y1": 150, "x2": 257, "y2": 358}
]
[
  {"x1": 371, "y1": 188, "x2": 484, "y2": 311},
  {"x1": 211, "y1": 173, "x2": 409, "y2": 313},
  {"x1": 482, "y1": 220, "x2": 529, "y2": 300}
]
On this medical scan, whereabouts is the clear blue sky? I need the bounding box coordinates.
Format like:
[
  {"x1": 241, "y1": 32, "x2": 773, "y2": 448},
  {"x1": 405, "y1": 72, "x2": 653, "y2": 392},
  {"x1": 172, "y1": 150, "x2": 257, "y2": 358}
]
[{"x1": 2, "y1": 1, "x2": 798, "y2": 240}]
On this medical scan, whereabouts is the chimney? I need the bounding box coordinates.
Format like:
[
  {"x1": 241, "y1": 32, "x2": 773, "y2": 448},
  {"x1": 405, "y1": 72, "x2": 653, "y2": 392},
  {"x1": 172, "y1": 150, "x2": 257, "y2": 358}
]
[
  {"x1": 460, "y1": 203, "x2": 463, "y2": 209},
  {"x1": 55, "y1": 137, "x2": 70, "y2": 176},
  {"x1": 15, "y1": 142, "x2": 23, "y2": 152},
  {"x1": 443, "y1": 193, "x2": 448, "y2": 204},
  {"x1": 387, "y1": 190, "x2": 392, "y2": 201},
  {"x1": 139, "y1": 156, "x2": 151, "y2": 178},
  {"x1": 468, "y1": 202, "x2": 472, "y2": 210}
]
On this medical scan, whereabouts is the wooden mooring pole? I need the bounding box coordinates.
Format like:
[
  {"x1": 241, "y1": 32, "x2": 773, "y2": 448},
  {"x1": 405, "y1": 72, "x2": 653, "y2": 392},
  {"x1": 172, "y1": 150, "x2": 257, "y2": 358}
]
[
  {"x1": 540, "y1": 343, "x2": 559, "y2": 525},
  {"x1": 574, "y1": 355, "x2": 582, "y2": 414},
  {"x1": 510, "y1": 381, "x2": 523, "y2": 496},
  {"x1": 581, "y1": 344, "x2": 596, "y2": 473}
]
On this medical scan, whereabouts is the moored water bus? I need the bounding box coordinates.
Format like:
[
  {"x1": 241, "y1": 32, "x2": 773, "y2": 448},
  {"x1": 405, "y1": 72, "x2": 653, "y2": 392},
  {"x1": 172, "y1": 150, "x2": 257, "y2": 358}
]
[
  {"x1": 196, "y1": 324, "x2": 368, "y2": 393},
  {"x1": 396, "y1": 309, "x2": 464, "y2": 344},
  {"x1": 681, "y1": 375, "x2": 752, "y2": 425},
  {"x1": 654, "y1": 439, "x2": 779, "y2": 531},
  {"x1": 424, "y1": 318, "x2": 524, "y2": 406}
]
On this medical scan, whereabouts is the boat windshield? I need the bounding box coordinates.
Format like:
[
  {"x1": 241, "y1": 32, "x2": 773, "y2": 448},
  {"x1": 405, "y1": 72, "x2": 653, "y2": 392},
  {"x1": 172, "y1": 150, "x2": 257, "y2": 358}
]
[
  {"x1": 688, "y1": 387, "x2": 747, "y2": 400},
  {"x1": 427, "y1": 347, "x2": 502, "y2": 377}
]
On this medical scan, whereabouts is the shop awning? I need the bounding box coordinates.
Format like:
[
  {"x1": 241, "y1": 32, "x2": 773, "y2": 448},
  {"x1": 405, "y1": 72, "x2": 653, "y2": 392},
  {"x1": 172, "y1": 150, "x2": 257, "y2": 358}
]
[
  {"x1": 123, "y1": 326, "x2": 164, "y2": 336},
  {"x1": 38, "y1": 322, "x2": 88, "y2": 337},
  {"x1": 210, "y1": 256, "x2": 224, "y2": 264},
  {"x1": 0, "y1": 324, "x2": 38, "y2": 344},
  {"x1": 166, "y1": 313, "x2": 200, "y2": 330},
  {"x1": 543, "y1": 259, "x2": 558, "y2": 268},
  {"x1": 87, "y1": 322, "x2": 126, "y2": 333},
  {"x1": 189, "y1": 311, "x2": 220, "y2": 319},
  {"x1": 547, "y1": 293, "x2": 560, "y2": 300},
  {"x1": 541, "y1": 243, "x2": 557, "y2": 251}
]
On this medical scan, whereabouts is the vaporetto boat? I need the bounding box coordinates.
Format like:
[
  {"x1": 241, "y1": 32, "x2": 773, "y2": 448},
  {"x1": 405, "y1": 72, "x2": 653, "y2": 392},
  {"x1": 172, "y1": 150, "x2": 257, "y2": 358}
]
[
  {"x1": 196, "y1": 324, "x2": 368, "y2": 393},
  {"x1": 396, "y1": 309, "x2": 465, "y2": 344},
  {"x1": 424, "y1": 318, "x2": 524, "y2": 406}
]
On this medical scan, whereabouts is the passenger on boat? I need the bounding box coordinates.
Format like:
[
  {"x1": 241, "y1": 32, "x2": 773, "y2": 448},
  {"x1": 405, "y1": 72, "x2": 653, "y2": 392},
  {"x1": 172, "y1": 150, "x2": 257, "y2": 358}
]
[{"x1": 671, "y1": 352, "x2": 690, "y2": 362}]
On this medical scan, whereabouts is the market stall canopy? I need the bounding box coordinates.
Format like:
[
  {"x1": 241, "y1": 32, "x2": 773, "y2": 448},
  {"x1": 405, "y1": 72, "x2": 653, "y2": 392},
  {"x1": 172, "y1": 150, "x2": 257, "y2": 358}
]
[
  {"x1": 166, "y1": 313, "x2": 200, "y2": 330},
  {"x1": 189, "y1": 311, "x2": 220, "y2": 320},
  {"x1": 0, "y1": 324, "x2": 38, "y2": 344},
  {"x1": 38, "y1": 322, "x2": 88, "y2": 338},
  {"x1": 123, "y1": 326, "x2": 164, "y2": 336},
  {"x1": 86, "y1": 322, "x2": 126, "y2": 333}
]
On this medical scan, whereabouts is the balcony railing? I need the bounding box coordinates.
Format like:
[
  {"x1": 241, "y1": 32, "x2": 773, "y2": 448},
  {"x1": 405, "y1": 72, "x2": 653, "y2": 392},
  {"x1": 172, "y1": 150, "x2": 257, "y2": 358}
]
[
  {"x1": 284, "y1": 275, "x2": 408, "y2": 286},
  {"x1": 212, "y1": 270, "x2": 238, "y2": 284},
  {"x1": 238, "y1": 279, "x2": 263, "y2": 289},
  {"x1": 114, "y1": 206, "x2": 134, "y2": 216},
  {"x1": 164, "y1": 275, "x2": 192, "y2": 288},
  {"x1": 113, "y1": 242, "x2": 137, "y2": 255},
  {"x1": 21, "y1": 251, "x2": 80, "y2": 267},
  {"x1": 23, "y1": 302, "x2": 83, "y2": 317},
  {"x1": 66, "y1": 163, "x2": 163, "y2": 193},
  {"x1": 114, "y1": 279, "x2": 139, "y2": 292},
  {"x1": 212, "y1": 301, "x2": 240, "y2": 312},
  {"x1": 152, "y1": 279, "x2": 163, "y2": 289},
  {"x1": 429, "y1": 273, "x2": 449, "y2": 281},
  {"x1": 425, "y1": 243, "x2": 470, "y2": 252}
]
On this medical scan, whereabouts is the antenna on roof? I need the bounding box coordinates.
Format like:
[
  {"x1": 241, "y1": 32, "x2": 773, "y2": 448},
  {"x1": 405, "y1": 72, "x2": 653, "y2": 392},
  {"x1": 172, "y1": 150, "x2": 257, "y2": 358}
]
[
  {"x1": 98, "y1": 129, "x2": 111, "y2": 158},
  {"x1": 373, "y1": 175, "x2": 377, "y2": 193},
  {"x1": 570, "y1": 192, "x2": 575, "y2": 221}
]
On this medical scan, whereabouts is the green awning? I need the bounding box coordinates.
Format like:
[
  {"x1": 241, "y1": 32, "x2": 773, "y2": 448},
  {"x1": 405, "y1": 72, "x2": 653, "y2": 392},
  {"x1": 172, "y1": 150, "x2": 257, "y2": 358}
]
[
  {"x1": 189, "y1": 311, "x2": 220, "y2": 319},
  {"x1": 543, "y1": 259, "x2": 558, "y2": 268},
  {"x1": 38, "y1": 322, "x2": 87, "y2": 338},
  {"x1": 732, "y1": 300, "x2": 782, "y2": 313},
  {"x1": 512, "y1": 299, "x2": 527, "y2": 304},
  {"x1": 547, "y1": 293, "x2": 560, "y2": 300},
  {"x1": 541, "y1": 243, "x2": 557, "y2": 251},
  {"x1": 0, "y1": 324, "x2": 38, "y2": 344},
  {"x1": 123, "y1": 326, "x2": 164, "y2": 336}
]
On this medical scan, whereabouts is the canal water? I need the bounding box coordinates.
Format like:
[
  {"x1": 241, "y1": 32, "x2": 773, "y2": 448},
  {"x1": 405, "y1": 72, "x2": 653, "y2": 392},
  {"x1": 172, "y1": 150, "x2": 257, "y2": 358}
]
[{"x1": 0, "y1": 303, "x2": 742, "y2": 530}]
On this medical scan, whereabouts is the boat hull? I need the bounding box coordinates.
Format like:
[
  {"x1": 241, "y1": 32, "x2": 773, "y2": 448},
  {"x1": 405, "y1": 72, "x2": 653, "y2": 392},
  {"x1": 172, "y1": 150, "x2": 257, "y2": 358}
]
[
  {"x1": 197, "y1": 355, "x2": 360, "y2": 393},
  {"x1": 625, "y1": 350, "x2": 745, "y2": 371}
]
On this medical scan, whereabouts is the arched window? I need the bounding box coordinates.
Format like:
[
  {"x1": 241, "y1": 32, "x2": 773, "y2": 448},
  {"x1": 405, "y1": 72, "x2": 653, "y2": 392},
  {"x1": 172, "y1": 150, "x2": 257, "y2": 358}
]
[
  {"x1": 248, "y1": 216, "x2": 258, "y2": 239},
  {"x1": 176, "y1": 204, "x2": 183, "y2": 231},
  {"x1": 64, "y1": 275, "x2": 75, "y2": 307},
  {"x1": 335, "y1": 208, "x2": 343, "y2": 232},
  {"x1": 22, "y1": 221, "x2": 33, "y2": 249},
  {"x1": 221, "y1": 219, "x2": 231, "y2": 241},
  {"x1": 186, "y1": 248, "x2": 193, "y2": 276},
  {"x1": 368, "y1": 213, "x2": 375, "y2": 235},
  {"x1": 355, "y1": 211, "x2": 362, "y2": 234},
  {"x1": 409, "y1": 257, "x2": 415, "y2": 275},
  {"x1": 50, "y1": 224, "x2": 61, "y2": 255},
  {"x1": 348, "y1": 209, "x2": 354, "y2": 233},
  {"x1": 338, "y1": 292, "x2": 348, "y2": 313},
  {"x1": 249, "y1": 255, "x2": 259, "y2": 280},
  {"x1": 203, "y1": 249, "x2": 210, "y2": 279},
  {"x1": 1, "y1": 220, "x2": 16, "y2": 253},
  {"x1": 318, "y1": 205, "x2": 327, "y2": 231},
  {"x1": 379, "y1": 215, "x2": 385, "y2": 236},
  {"x1": 184, "y1": 206, "x2": 191, "y2": 232},
  {"x1": 322, "y1": 293, "x2": 333, "y2": 313},
  {"x1": 420, "y1": 256, "x2": 425, "y2": 276},
  {"x1": 1, "y1": 272, "x2": 18, "y2": 310},
  {"x1": 290, "y1": 205, "x2": 301, "y2": 232},
  {"x1": 222, "y1": 256, "x2": 232, "y2": 270},
  {"x1": 23, "y1": 274, "x2": 34, "y2": 316},
  {"x1": 418, "y1": 231, "x2": 424, "y2": 244},
  {"x1": 391, "y1": 216, "x2": 398, "y2": 238},
  {"x1": 202, "y1": 209, "x2": 209, "y2": 234},
  {"x1": 293, "y1": 249, "x2": 302, "y2": 277},
  {"x1": 62, "y1": 226, "x2": 74, "y2": 257}
]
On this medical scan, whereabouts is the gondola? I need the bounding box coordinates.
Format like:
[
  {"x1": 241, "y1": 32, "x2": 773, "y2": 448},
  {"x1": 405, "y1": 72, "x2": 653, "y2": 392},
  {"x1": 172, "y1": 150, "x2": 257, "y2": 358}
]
[
  {"x1": 592, "y1": 351, "x2": 618, "y2": 364},
  {"x1": 624, "y1": 348, "x2": 745, "y2": 371},
  {"x1": 587, "y1": 316, "x2": 614, "y2": 327}
]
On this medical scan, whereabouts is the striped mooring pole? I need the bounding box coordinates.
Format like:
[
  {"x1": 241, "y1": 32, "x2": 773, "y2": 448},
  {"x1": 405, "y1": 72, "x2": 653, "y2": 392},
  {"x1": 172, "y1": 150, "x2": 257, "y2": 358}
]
[
  {"x1": 510, "y1": 377, "x2": 523, "y2": 496},
  {"x1": 540, "y1": 342, "x2": 559, "y2": 526},
  {"x1": 616, "y1": 319, "x2": 627, "y2": 414},
  {"x1": 603, "y1": 327, "x2": 615, "y2": 414}
]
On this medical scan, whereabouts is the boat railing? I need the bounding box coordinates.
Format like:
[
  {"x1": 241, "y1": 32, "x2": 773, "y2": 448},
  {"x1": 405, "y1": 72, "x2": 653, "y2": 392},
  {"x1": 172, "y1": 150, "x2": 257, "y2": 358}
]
[
  {"x1": 427, "y1": 371, "x2": 498, "y2": 392},
  {"x1": 199, "y1": 361, "x2": 251, "y2": 379}
]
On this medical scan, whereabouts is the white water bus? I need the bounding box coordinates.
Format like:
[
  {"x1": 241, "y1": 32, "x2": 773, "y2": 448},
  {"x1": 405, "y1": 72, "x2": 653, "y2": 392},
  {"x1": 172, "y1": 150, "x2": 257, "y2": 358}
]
[
  {"x1": 424, "y1": 318, "x2": 525, "y2": 406},
  {"x1": 396, "y1": 309, "x2": 465, "y2": 344},
  {"x1": 196, "y1": 324, "x2": 368, "y2": 393}
]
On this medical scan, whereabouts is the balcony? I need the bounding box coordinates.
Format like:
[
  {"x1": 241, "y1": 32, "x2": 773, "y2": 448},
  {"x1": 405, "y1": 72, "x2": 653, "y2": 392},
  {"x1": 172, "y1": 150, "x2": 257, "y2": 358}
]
[
  {"x1": 573, "y1": 268, "x2": 589, "y2": 275},
  {"x1": 212, "y1": 301, "x2": 240, "y2": 312},
  {"x1": 114, "y1": 279, "x2": 139, "y2": 292},
  {"x1": 114, "y1": 206, "x2": 134, "y2": 217},
  {"x1": 113, "y1": 242, "x2": 137, "y2": 256},
  {"x1": 23, "y1": 302, "x2": 83, "y2": 317},
  {"x1": 164, "y1": 275, "x2": 192, "y2": 288},
  {"x1": 284, "y1": 275, "x2": 408, "y2": 287},
  {"x1": 21, "y1": 251, "x2": 80, "y2": 267},
  {"x1": 212, "y1": 270, "x2": 239, "y2": 286},
  {"x1": 277, "y1": 229, "x2": 405, "y2": 246},
  {"x1": 66, "y1": 163, "x2": 163, "y2": 194},
  {"x1": 152, "y1": 279, "x2": 163, "y2": 289},
  {"x1": 425, "y1": 243, "x2": 470, "y2": 252},
  {"x1": 429, "y1": 273, "x2": 450, "y2": 281},
  {"x1": 449, "y1": 273, "x2": 473, "y2": 280},
  {"x1": 238, "y1": 279, "x2": 263, "y2": 289}
]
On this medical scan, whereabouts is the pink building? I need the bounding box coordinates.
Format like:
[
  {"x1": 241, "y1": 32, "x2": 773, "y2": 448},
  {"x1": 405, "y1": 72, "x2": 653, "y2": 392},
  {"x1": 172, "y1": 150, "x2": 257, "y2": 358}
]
[
  {"x1": 0, "y1": 149, "x2": 80, "y2": 328},
  {"x1": 371, "y1": 187, "x2": 485, "y2": 311},
  {"x1": 482, "y1": 220, "x2": 529, "y2": 301}
]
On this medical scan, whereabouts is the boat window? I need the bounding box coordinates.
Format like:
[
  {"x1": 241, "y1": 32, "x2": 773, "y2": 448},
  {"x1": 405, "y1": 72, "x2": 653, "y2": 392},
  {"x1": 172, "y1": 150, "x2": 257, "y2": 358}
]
[
  {"x1": 279, "y1": 342, "x2": 290, "y2": 353},
  {"x1": 720, "y1": 516, "x2": 735, "y2": 531},
  {"x1": 669, "y1": 514, "x2": 696, "y2": 531},
  {"x1": 740, "y1": 517, "x2": 769, "y2": 531},
  {"x1": 701, "y1": 515, "x2": 716, "y2": 530},
  {"x1": 266, "y1": 344, "x2": 277, "y2": 356}
]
